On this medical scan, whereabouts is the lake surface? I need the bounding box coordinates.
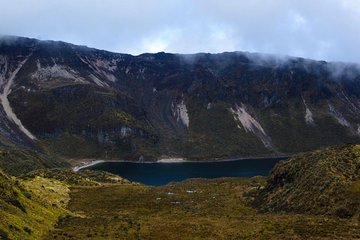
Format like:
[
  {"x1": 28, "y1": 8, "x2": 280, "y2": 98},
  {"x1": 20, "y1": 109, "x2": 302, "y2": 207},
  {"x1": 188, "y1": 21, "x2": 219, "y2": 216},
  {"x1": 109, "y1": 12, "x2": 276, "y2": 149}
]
[{"x1": 85, "y1": 157, "x2": 286, "y2": 186}]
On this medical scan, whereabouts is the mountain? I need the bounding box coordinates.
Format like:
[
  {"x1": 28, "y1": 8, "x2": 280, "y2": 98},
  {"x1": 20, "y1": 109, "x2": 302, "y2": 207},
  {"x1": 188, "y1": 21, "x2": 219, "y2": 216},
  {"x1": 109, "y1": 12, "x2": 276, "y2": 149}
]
[{"x1": 1, "y1": 36, "x2": 360, "y2": 161}]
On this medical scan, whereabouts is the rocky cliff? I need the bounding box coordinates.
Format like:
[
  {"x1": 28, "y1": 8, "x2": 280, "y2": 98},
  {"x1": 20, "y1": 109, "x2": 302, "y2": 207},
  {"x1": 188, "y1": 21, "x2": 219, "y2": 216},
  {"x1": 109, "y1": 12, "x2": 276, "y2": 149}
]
[{"x1": 1, "y1": 36, "x2": 360, "y2": 160}]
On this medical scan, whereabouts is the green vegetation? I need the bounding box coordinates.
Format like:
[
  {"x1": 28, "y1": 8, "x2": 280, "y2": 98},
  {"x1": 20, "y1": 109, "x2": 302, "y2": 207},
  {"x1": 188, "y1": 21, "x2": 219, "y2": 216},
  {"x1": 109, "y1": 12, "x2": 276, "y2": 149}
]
[
  {"x1": 0, "y1": 147, "x2": 67, "y2": 176},
  {"x1": 44, "y1": 177, "x2": 359, "y2": 239},
  {"x1": 257, "y1": 99, "x2": 360, "y2": 154},
  {"x1": 0, "y1": 168, "x2": 135, "y2": 239},
  {"x1": 40, "y1": 133, "x2": 103, "y2": 159},
  {"x1": 24, "y1": 169, "x2": 134, "y2": 186},
  {"x1": 2, "y1": 39, "x2": 360, "y2": 161},
  {"x1": 114, "y1": 110, "x2": 154, "y2": 133},
  {"x1": 10, "y1": 84, "x2": 158, "y2": 160},
  {"x1": 185, "y1": 99, "x2": 269, "y2": 159},
  {"x1": 1, "y1": 145, "x2": 359, "y2": 239},
  {"x1": 0, "y1": 170, "x2": 68, "y2": 240},
  {"x1": 254, "y1": 144, "x2": 360, "y2": 219}
]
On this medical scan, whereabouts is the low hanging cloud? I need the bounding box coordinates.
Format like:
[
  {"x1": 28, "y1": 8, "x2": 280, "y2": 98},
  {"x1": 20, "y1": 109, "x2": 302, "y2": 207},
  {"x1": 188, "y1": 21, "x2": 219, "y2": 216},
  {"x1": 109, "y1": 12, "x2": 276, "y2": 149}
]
[{"x1": 0, "y1": 0, "x2": 359, "y2": 63}]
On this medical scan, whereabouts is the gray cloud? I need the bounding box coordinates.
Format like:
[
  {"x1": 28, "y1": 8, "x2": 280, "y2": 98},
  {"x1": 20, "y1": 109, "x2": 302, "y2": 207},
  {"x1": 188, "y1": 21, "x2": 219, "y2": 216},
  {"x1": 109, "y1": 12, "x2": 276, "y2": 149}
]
[{"x1": 0, "y1": 0, "x2": 359, "y2": 63}]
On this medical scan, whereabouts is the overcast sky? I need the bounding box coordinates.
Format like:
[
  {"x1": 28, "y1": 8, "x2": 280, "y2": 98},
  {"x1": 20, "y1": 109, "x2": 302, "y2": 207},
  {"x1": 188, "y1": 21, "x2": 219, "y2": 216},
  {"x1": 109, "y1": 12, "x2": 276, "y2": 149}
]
[{"x1": 0, "y1": 0, "x2": 360, "y2": 63}]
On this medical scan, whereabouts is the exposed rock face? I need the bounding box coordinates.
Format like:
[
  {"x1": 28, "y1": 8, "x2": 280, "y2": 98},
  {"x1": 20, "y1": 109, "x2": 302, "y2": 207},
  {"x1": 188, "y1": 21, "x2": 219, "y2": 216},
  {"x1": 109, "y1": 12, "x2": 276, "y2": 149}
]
[
  {"x1": 172, "y1": 99, "x2": 189, "y2": 127},
  {"x1": 1, "y1": 36, "x2": 360, "y2": 159},
  {"x1": 230, "y1": 104, "x2": 273, "y2": 150}
]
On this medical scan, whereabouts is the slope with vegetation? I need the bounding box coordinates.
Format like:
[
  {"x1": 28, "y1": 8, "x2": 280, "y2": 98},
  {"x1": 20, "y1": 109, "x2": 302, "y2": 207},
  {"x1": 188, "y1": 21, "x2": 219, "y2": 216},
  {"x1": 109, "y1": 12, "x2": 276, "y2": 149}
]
[
  {"x1": 0, "y1": 145, "x2": 359, "y2": 239},
  {"x1": 1, "y1": 36, "x2": 360, "y2": 161},
  {"x1": 0, "y1": 168, "x2": 134, "y2": 240},
  {"x1": 0, "y1": 147, "x2": 67, "y2": 176},
  {"x1": 0, "y1": 169, "x2": 67, "y2": 240},
  {"x1": 253, "y1": 144, "x2": 360, "y2": 219}
]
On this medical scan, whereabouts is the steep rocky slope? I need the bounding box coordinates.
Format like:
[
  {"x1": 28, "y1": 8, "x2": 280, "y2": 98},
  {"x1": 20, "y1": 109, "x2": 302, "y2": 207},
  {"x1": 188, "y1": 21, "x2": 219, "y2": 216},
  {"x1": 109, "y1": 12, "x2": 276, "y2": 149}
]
[{"x1": 1, "y1": 36, "x2": 360, "y2": 160}]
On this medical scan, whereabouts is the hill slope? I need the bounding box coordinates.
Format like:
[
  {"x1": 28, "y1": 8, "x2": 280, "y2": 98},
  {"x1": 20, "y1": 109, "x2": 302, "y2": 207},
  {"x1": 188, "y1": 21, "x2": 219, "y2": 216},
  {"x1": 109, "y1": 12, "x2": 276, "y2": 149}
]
[
  {"x1": 0, "y1": 168, "x2": 133, "y2": 239},
  {"x1": 0, "y1": 170, "x2": 67, "y2": 240},
  {"x1": 253, "y1": 144, "x2": 360, "y2": 219},
  {"x1": 1, "y1": 36, "x2": 360, "y2": 160},
  {"x1": 1, "y1": 145, "x2": 360, "y2": 239}
]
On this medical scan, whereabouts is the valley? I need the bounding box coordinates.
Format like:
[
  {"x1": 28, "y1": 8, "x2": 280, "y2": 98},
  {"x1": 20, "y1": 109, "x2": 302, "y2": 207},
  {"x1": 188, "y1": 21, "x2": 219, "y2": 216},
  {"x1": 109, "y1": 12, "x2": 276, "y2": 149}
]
[
  {"x1": 44, "y1": 178, "x2": 359, "y2": 240},
  {"x1": 0, "y1": 36, "x2": 360, "y2": 239},
  {"x1": 0, "y1": 144, "x2": 359, "y2": 239}
]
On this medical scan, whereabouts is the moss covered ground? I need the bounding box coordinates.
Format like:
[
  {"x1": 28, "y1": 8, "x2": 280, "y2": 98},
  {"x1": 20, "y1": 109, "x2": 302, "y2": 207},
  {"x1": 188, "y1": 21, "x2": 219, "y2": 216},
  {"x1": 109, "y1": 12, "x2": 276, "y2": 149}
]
[
  {"x1": 44, "y1": 178, "x2": 359, "y2": 240},
  {"x1": 1, "y1": 145, "x2": 359, "y2": 239},
  {"x1": 0, "y1": 148, "x2": 67, "y2": 177},
  {"x1": 0, "y1": 171, "x2": 68, "y2": 240},
  {"x1": 254, "y1": 144, "x2": 360, "y2": 218}
]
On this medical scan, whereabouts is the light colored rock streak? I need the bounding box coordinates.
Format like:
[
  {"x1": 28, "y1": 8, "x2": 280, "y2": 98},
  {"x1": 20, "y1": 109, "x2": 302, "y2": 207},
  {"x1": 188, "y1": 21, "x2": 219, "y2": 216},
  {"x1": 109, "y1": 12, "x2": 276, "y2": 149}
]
[
  {"x1": 172, "y1": 100, "x2": 189, "y2": 127},
  {"x1": 0, "y1": 55, "x2": 37, "y2": 140},
  {"x1": 340, "y1": 89, "x2": 358, "y2": 113},
  {"x1": 92, "y1": 59, "x2": 117, "y2": 82},
  {"x1": 32, "y1": 59, "x2": 84, "y2": 82},
  {"x1": 302, "y1": 97, "x2": 315, "y2": 125},
  {"x1": 73, "y1": 160, "x2": 105, "y2": 172},
  {"x1": 120, "y1": 126, "x2": 132, "y2": 137},
  {"x1": 230, "y1": 104, "x2": 273, "y2": 149},
  {"x1": 89, "y1": 74, "x2": 108, "y2": 87},
  {"x1": 328, "y1": 102, "x2": 351, "y2": 127},
  {"x1": 76, "y1": 55, "x2": 110, "y2": 87}
]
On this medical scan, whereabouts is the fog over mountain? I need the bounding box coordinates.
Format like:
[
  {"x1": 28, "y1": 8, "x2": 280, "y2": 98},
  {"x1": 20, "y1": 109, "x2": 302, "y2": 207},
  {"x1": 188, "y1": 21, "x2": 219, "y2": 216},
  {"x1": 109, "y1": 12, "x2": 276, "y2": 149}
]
[
  {"x1": 0, "y1": 36, "x2": 359, "y2": 163},
  {"x1": 1, "y1": 2, "x2": 360, "y2": 239},
  {"x1": 0, "y1": 0, "x2": 360, "y2": 63}
]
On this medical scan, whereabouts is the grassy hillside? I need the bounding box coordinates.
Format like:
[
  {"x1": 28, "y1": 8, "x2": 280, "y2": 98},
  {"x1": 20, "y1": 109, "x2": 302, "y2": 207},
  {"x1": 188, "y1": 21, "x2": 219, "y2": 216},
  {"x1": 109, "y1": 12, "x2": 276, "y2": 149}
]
[
  {"x1": 0, "y1": 170, "x2": 68, "y2": 240},
  {"x1": 253, "y1": 144, "x2": 360, "y2": 219},
  {"x1": 0, "y1": 147, "x2": 68, "y2": 176},
  {"x1": 1, "y1": 145, "x2": 359, "y2": 239},
  {"x1": 0, "y1": 169, "x2": 135, "y2": 239},
  {"x1": 24, "y1": 169, "x2": 134, "y2": 186}
]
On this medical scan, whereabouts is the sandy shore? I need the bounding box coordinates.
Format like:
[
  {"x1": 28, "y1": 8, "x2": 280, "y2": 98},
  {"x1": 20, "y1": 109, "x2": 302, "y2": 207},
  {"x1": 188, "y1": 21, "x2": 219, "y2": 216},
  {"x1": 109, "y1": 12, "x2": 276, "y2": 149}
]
[
  {"x1": 72, "y1": 158, "x2": 188, "y2": 171},
  {"x1": 72, "y1": 160, "x2": 144, "y2": 172},
  {"x1": 73, "y1": 160, "x2": 105, "y2": 172},
  {"x1": 71, "y1": 154, "x2": 289, "y2": 172},
  {"x1": 156, "y1": 158, "x2": 187, "y2": 163}
]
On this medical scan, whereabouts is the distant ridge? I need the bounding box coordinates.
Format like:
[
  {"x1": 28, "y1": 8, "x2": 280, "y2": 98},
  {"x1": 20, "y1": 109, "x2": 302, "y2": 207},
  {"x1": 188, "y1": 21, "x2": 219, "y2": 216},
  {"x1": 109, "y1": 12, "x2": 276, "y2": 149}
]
[{"x1": 0, "y1": 36, "x2": 359, "y2": 162}]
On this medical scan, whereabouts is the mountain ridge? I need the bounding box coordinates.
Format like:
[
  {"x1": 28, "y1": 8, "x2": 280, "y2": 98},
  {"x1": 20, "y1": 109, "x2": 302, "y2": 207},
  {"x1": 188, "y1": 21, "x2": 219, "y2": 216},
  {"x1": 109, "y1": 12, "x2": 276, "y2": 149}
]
[{"x1": 1, "y1": 36, "x2": 360, "y2": 162}]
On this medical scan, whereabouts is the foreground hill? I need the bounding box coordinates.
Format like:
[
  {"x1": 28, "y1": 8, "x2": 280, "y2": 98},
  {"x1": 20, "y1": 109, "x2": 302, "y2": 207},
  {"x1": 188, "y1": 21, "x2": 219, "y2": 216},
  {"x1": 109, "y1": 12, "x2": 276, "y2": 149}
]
[
  {"x1": 0, "y1": 169, "x2": 66, "y2": 239},
  {"x1": 0, "y1": 145, "x2": 359, "y2": 239},
  {"x1": 0, "y1": 169, "x2": 132, "y2": 240},
  {"x1": 0, "y1": 147, "x2": 67, "y2": 176},
  {"x1": 1, "y1": 36, "x2": 360, "y2": 161},
  {"x1": 253, "y1": 144, "x2": 360, "y2": 219}
]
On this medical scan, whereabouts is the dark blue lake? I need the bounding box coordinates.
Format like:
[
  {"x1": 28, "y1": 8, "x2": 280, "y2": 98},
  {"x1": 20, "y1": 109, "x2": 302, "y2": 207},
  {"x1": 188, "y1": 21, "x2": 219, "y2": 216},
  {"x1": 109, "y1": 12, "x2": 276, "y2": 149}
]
[{"x1": 85, "y1": 157, "x2": 286, "y2": 186}]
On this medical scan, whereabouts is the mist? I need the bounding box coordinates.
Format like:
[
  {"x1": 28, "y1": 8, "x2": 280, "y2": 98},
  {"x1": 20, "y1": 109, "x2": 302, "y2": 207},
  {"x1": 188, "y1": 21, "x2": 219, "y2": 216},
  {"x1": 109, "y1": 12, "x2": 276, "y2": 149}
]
[{"x1": 0, "y1": 0, "x2": 359, "y2": 63}]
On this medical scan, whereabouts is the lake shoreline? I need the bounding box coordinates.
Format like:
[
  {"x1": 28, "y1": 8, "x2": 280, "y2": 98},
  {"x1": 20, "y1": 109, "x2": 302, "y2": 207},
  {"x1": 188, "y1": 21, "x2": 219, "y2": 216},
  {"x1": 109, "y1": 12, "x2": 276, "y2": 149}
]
[{"x1": 71, "y1": 154, "x2": 289, "y2": 172}]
